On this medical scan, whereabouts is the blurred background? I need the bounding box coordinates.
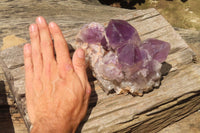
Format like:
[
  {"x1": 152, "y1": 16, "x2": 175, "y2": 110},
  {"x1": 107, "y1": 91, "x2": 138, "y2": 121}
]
[{"x1": 99, "y1": 0, "x2": 200, "y2": 30}]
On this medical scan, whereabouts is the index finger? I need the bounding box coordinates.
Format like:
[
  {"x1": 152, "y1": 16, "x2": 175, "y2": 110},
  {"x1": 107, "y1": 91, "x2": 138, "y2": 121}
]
[{"x1": 49, "y1": 22, "x2": 73, "y2": 78}]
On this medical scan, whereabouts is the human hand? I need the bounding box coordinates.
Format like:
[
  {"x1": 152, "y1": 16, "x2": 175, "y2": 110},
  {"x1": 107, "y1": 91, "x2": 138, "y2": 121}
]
[{"x1": 24, "y1": 16, "x2": 91, "y2": 133}]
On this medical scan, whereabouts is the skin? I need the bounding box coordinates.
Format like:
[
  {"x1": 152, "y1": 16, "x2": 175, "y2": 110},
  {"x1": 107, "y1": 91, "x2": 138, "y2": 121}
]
[{"x1": 24, "y1": 16, "x2": 91, "y2": 133}]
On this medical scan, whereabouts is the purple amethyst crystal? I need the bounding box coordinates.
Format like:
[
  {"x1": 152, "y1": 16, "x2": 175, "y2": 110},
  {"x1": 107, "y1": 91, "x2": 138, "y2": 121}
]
[
  {"x1": 105, "y1": 20, "x2": 141, "y2": 50},
  {"x1": 77, "y1": 22, "x2": 104, "y2": 44},
  {"x1": 117, "y1": 43, "x2": 142, "y2": 66},
  {"x1": 141, "y1": 38, "x2": 170, "y2": 63},
  {"x1": 75, "y1": 19, "x2": 170, "y2": 95}
]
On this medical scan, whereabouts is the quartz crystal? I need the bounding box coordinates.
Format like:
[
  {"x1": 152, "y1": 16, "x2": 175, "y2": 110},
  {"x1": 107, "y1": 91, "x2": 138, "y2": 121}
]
[{"x1": 75, "y1": 19, "x2": 170, "y2": 95}]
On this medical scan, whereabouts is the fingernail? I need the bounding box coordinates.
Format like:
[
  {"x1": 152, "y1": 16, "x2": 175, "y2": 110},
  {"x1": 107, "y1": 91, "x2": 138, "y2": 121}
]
[
  {"x1": 37, "y1": 16, "x2": 44, "y2": 24},
  {"x1": 49, "y1": 22, "x2": 56, "y2": 28},
  {"x1": 29, "y1": 24, "x2": 36, "y2": 32},
  {"x1": 77, "y1": 49, "x2": 85, "y2": 59}
]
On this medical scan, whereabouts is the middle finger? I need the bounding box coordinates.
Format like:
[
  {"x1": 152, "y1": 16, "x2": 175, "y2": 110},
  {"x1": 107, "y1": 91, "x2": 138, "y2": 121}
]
[{"x1": 36, "y1": 16, "x2": 55, "y2": 65}]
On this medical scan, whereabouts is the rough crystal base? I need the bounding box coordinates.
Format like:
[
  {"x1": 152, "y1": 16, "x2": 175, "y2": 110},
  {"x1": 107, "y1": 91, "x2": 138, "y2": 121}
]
[{"x1": 75, "y1": 20, "x2": 170, "y2": 95}]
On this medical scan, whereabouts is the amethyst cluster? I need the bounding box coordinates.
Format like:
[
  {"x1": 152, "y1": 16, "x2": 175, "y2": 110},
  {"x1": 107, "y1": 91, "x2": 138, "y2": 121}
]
[{"x1": 75, "y1": 20, "x2": 170, "y2": 95}]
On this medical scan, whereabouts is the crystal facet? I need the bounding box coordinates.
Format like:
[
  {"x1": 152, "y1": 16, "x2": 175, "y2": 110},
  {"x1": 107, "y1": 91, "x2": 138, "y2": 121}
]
[
  {"x1": 140, "y1": 38, "x2": 170, "y2": 63},
  {"x1": 105, "y1": 19, "x2": 141, "y2": 50},
  {"x1": 75, "y1": 19, "x2": 170, "y2": 95}
]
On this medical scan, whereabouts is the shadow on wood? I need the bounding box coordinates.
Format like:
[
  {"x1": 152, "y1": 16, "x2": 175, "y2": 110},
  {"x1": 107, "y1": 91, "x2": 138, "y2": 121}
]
[
  {"x1": 161, "y1": 62, "x2": 172, "y2": 76},
  {"x1": 0, "y1": 81, "x2": 15, "y2": 133}
]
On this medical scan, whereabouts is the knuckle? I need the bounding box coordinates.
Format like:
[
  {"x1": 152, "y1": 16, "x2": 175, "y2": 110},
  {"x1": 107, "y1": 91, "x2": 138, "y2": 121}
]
[
  {"x1": 25, "y1": 63, "x2": 33, "y2": 71},
  {"x1": 53, "y1": 28, "x2": 61, "y2": 34},
  {"x1": 32, "y1": 50, "x2": 42, "y2": 62},
  {"x1": 41, "y1": 41, "x2": 52, "y2": 47},
  {"x1": 59, "y1": 72, "x2": 66, "y2": 79},
  {"x1": 74, "y1": 61, "x2": 85, "y2": 70},
  {"x1": 39, "y1": 24, "x2": 48, "y2": 31},
  {"x1": 32, "y1": 49, "x2": 40, "y2": 57},
  {"x1": 56, "y1": 39, "x2": 66, "y2": 48},
  {"x1": 30, "y1": 32, "x2": 39, "y2": 40},
  {"x1": 58, "y1": 64, "x2": 74, "y2": 79},
  {"x1": 24, "y1": 52, "x2": 31, "y2": 58},
  {"x1": 58, "y1": 65, "x2": 66, "y2": 79}
]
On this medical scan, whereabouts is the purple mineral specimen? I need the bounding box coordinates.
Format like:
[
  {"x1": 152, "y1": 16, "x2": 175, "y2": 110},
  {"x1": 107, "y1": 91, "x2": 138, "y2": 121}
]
[
  {"x1": 77, "y1": 22, "x2": 104, "y2": 44},
  {"x1": 75, "y1": 19, "x2": 170, "y2": 95},
  {"x1": 105, "y1": 20, "x2": 141, "y2": 50},
  {"x1": 141, "y1": 38, "x2": 170, "y2": 63}
]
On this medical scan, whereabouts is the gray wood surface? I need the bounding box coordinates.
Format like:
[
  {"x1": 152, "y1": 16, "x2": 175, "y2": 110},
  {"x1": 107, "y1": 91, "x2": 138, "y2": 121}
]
[
  {"x1": 0, "y1": 66, "x2": 27, "y2": 133},
  {"x1": 0, "y1": 0, "x2": 200, "y2": 132}
]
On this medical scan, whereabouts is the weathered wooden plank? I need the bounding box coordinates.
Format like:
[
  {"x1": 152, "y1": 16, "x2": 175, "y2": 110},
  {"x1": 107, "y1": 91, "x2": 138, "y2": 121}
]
[
  {"x1": 159, "y1": 111, "x2": 200, "y2": 133},
  {"x1": 78, "y1": 64, "x2": 200, "y2": 132},
  {"x1": 0, "y1": 1, "x2": 200, "y2": 132},
  {"x1": 0, "y1": 66, "x2": 27, "y2": 133},
  {"x1": 0, "y1": 0, "x2": 131, "y2": 49}
]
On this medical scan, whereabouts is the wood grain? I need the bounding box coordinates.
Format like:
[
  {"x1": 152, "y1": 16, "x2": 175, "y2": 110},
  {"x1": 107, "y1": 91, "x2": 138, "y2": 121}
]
[
  {"x1": 0, "y1": 66, "x2": 27, "y2": 133},
  {"x1": 0, "y1": 1, "x2": 200, "y2": 132}
]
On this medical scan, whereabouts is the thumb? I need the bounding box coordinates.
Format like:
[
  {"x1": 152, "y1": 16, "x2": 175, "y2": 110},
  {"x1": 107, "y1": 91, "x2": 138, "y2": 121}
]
[{"x1": 72, "y1": 48, "x2": 87, "y2": 86}]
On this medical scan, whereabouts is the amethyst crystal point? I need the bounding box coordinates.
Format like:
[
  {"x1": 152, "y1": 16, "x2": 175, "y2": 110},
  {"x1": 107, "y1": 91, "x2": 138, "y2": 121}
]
[
  {"x1": 141, "y1": 38, "x2": 170, "y2": 63},
  {"x1": 75, "y1": 19, "x2": 170, "y2": 95},
  {"x1": 117, "y1": 43, "x2": 142, "y2": 66},
  {"x1": 77, "y1": 22, "x2": 104, "y2": 44},
  {"x1": 105, "y1": 19, "x2": 141, "y2": 50},
  {"x1": 100, "y1": 51, "x2": 124, "y2": 82}
]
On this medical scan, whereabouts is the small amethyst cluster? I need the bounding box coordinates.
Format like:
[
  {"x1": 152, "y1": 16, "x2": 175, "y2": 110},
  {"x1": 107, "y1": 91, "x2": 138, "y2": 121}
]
[{"x1": 75, "y1": 20, "x2": 170, "y2": 95}]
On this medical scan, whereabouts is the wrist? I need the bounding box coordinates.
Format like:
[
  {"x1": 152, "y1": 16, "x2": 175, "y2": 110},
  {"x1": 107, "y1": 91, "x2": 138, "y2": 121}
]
[{"x1": 31, "y1": 118, "x2": 74, "y2": 133}]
